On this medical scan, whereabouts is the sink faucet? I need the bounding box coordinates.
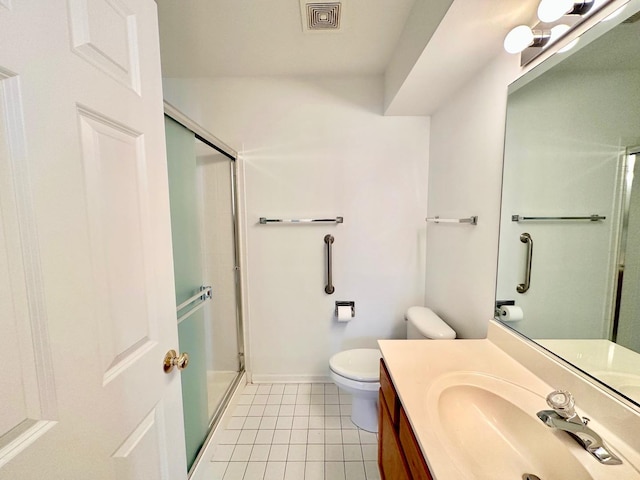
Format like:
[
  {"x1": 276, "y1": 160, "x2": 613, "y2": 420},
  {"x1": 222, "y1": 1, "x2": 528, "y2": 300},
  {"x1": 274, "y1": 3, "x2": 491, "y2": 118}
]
[{"x1": 537, "y1": 390, "x2": 622, "y2": 465}]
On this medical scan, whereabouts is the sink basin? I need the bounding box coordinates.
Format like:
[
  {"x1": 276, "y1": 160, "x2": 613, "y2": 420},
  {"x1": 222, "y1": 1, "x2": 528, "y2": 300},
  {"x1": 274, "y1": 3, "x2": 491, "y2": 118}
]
[{"x1": 426, "y1": 372, "x2": 595, "y2": 480}]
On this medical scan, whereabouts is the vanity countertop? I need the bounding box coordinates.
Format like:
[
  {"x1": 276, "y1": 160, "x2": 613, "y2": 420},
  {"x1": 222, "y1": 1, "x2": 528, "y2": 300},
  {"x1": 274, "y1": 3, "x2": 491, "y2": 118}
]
[{"x1": 378, "y1": 338, "x2": 640, "y2": 480}]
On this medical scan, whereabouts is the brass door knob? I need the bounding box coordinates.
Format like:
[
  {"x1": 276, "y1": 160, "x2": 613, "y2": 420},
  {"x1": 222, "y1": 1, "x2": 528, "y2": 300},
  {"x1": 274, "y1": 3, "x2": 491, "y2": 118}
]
[{"x1": 163, "y1": 349, "x2": 189, "y2": 373}]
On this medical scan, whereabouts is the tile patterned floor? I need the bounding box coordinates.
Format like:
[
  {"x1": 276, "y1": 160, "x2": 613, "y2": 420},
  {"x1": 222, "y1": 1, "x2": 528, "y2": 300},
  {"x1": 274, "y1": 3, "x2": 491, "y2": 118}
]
[{"x1": 197, "y1": 383, "x2": 381, "y2": 480}]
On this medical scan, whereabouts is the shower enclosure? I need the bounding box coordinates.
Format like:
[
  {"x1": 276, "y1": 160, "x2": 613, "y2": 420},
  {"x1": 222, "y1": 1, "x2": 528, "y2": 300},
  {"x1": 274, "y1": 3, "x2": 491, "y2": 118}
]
[{"x1": 164, "y1": 106, "x2": 244, "y2": 473}]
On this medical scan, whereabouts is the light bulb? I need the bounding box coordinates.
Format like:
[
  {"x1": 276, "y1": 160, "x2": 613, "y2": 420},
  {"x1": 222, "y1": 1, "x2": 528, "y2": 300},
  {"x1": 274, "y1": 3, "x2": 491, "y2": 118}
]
[
  {"x1": 504, "y1": 25, "x2": 534, "y2": 54},
  {"x1": 538, "y1": 0, "x2": 575, "y2": 22},
  {"x1": 548, "y1": 24, "x2": 571, "y2": 46}
]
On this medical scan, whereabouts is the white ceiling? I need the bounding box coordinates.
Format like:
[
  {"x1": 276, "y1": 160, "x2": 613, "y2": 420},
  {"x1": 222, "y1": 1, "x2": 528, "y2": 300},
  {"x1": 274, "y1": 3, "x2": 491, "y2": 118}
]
[
  {"x1": 157, "y1": 0, "x2": 417, "y2": 77},
  {"x1": 156, "y1": 0, "x2": 540, "y2": 115}
]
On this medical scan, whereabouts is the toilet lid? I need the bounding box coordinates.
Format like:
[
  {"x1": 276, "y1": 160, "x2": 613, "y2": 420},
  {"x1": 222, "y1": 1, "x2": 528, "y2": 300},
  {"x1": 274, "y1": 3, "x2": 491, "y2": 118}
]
[{"x1": 329, "y1": 348, "x2": 381, "y2": 382}]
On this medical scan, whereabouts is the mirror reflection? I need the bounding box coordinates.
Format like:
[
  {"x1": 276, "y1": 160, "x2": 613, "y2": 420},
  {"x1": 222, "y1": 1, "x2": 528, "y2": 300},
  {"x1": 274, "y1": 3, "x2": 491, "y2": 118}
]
[{"x1": 496, "y1": 6, "x2": 640, "y2": 406}]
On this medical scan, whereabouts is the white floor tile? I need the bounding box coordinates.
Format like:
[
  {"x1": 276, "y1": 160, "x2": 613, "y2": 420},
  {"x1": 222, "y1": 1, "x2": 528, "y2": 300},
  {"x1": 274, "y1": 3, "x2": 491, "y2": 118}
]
[
  {"x1": 340, "y1": 404, "x2": 353, "y2": 416},
  {"x1": 264, "y1": 405, "x2": 281, "y2": 416},
  {"x1": 309, "y1": 416, "x2": 324, "y2": 429},
  {"x1": 294, "y1": 404, "x2": 310, "y2": 416},
  {"x1": 232, "y1": 405, "x2": 250, "y2": 417},
  {"x1": 362, "y1": 444, "x2": 377, "y2": 461},
  {"x1": 272, "y1": 429, "x2": 291, "y2": 444},
  {"x1": 359, "y1": 431, "x2": 377, "y2": 444},
  {"x1": 255, "y1": 429, "x2": 275, "y2": 445},
  {"x1": 342, "y1": 429, "x2": 360, "y2": 444},
  {"x1": 237, "y1": 430, "x2": 257, "y2": 444},
  {"x1": 292, "y1": 416, "x2": 309, "y2": 429},
  {"x1": 278, "y1": 404, "x2": 295, "y2": 416},
  {"x1": 307, "y1": 429, "x2": 324, "y2": 444},
  {"x1": 325, "y1": 394, "x2": 339, "y2": 405},
  {"x1": 275, "y1": 416, "x2": 293, "y2": 429},
  {"x1": 270, "y1": 384, "x2": 285, "y2": 394},
  {"x1": 243, "y1": 461, "x2": 267, "y2": 480},
  {"x1": 238, "y1": 394, "x2": 254, "y2": 405},
  {"x1": 253, "y1": 394, "x2": 269, "y2": 405},
  {"x1": 364, "y1": 461, "x2": 381, "y2": 480},
  {"x1": 212, "y1": 444, "x2": 235, "y2": 462},
  {"x1": 324, "y1": 416, "x2": 341, "y2": 429},
  {"x1": 310, "y1": 394, "x2": 325, "y2": 405},
  {"x1": 309, "y1": 404, "x2": 325, "y2": 416},
  {"x1": 250, "y1": 444, "x2": 271, "y2": 462},
  {"x1": 260, "y1": 417, "x2": 277, "y2": 429},
  {"x1": 257, "y1": 384, "x2": 272, "y2": 394},
  {"x1": 305, "y1": 461, "x2": 325, "y2": 480},
  {"x1": 324, "y1": 405, "x2": 340, "y2": 416},
  {"x1": 218, "y1": 429, "x2": 240, "y2": 444},
  {"x1": 290, "y1": 429, "x2": 308, "y2": 444},
  {"x1": 267, "y1": 394, "x2": 283, "y2": 405},
  {"x1": 243, "y1": 385, "x2": 259, "y2": 394},
  {"x1": 264, "y1": 461, "x2": 286, "y2": 480},
  {"x1": 205, "y1": 462, "x2": 228, "y2": 480},
  {"x1": 325, "y1": 444, "x2": 344, "y2": 461},
  {"x1": 225, "y1": 417, "x2": 246, "y2": 430},
  {"x1": 286, "y1": 444, "x2": 306, "y2": 461},
  {"x1": 297, "y1": 384, "x2": 311, "y2": 394},
  {"x1": 283, "y1": 461, "x2": 305, "y2": 480},
  {"x1": 344, "y1": 461, "x2": 366, "y2": 480},
  {"x1": 283, "y1": 384, "x2": 298, "y2": 395},
  {"x1": 281, "y1": 394, "x2": 297, "y2": 405},
  {"x1": 295, "y1": 394, "x2": 311, "y2": 405},
  {"x1": 222, "y1": 461, "x2": 247, "y2": 480},
  {"x1": 343, "y1": 445, "x2": 363, "y2": 461},
  {"x1": 248, "y1": 405, "x2": 266, "y2": 416},
  {"x1": 230, "y1": 444, "x2": 252, "y2": 462},
  {"x1": 306, "y1": 444, "x2": 324, "y2": 461},
  {"x1": 325, "y1": 384, "x2": 338, "y2": 394},
  {"x1": 341, "y1": 416, "x2": 357, "y2": 429},
  {"x1": 325, "y1": 429, "x2": 342, "y2": 444},
  {"x1": 325, "y1": 461, "x2": 346, "y2": 480},
  {"x1": 268, "y1": 444, "x2": 289, "y2": 462},
  {"x1": 243, "y1": 417, "x2": 262, "y2": 429},
  {"x1": 311, "y1": 384, "x2": 325, "y2": 394}
]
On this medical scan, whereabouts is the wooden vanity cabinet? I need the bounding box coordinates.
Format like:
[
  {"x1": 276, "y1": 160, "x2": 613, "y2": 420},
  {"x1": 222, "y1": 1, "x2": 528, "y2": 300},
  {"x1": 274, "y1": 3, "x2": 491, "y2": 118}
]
[{"x1": 378, "y1": 359, "x2": 433, "y2": 480}]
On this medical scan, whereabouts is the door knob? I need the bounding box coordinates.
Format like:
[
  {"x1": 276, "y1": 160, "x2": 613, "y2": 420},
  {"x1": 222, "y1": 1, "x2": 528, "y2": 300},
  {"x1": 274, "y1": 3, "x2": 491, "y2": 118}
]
[{"x1": 163, "y1": 349, "x2": 189, "y2": 373}]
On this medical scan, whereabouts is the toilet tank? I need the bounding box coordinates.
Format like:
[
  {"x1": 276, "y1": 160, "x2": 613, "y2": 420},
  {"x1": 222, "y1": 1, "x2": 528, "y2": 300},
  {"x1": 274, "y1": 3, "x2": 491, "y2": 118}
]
[{"x1": 405, "y1": 306, "x2": 456, "y2": 339}]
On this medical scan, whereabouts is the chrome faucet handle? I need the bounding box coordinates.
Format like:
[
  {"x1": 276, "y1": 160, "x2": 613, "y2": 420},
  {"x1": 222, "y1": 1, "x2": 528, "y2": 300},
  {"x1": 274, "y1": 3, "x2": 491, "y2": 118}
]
[{"x1": 546, "y1": 390, "x2": 577, "y2": 419}]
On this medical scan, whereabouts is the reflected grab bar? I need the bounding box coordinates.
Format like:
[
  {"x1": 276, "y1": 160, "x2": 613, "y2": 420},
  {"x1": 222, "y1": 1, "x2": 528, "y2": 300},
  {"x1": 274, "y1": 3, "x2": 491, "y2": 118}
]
[
  {"x1": 517, "y1": 233, "x2": 533, "y2": 294},
  {"x1": 324, "y1": 234, "x2": 335, "y2": 295},
  {"x1": 177, "y1": 286, "x2": 212, "y2": 324}
]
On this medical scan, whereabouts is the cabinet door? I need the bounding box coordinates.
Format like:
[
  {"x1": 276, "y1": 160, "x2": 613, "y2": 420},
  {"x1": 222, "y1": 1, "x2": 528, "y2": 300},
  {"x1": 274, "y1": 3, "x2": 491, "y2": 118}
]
[
  {"x1": 378, "y1": 390, "x2": 411, "y2": 480},
  {"x1": 400, "y1": 408, "x2": 433, "y2": 480}
]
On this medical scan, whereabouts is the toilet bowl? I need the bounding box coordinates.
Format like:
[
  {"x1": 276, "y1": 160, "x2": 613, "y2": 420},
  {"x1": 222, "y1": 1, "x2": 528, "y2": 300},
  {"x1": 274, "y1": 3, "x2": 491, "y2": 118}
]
[{"x1": 328, "y1": 307, "x2": 456, "y2": 433}]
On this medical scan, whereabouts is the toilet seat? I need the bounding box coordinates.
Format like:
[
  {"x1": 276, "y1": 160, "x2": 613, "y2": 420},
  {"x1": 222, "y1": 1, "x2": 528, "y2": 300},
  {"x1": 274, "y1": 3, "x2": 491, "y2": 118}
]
[{"x1": 329, "y1": 348, "x2": 381, "y2": 382}]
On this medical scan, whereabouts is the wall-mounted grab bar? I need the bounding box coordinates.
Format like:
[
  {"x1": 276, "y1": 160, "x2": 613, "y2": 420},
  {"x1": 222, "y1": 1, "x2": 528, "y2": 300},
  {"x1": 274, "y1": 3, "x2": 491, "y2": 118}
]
[
  {"x1": 177, "y1": 286, "x2": 213, "y2": 324},
  {"x1": 324, "y1": 234, "x2": 335, "y2": 294},
  {"x1": 259, "y1": 216, "x2": 344, "y2": 224},
  {"x1": 426, "y1": 216, "x2": 478, "y2": 225},
  {"x1": 512, "y1": 214, "x2": 605, "y2": 222},
  {"x1": 517, "y1": 233, "x2": 533, "y2": 294}
]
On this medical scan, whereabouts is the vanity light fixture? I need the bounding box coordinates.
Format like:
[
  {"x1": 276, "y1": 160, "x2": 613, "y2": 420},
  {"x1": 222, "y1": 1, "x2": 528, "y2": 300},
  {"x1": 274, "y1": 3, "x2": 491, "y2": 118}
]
[
  {"x1": 504, "y1": 25, "x2": 551, "y2": 54},
  {"x1": 503, "y1": 0, "x2": 614, "y2": 65},
  {"x1": 537, "y1": 0, "x2": 595, "y2": 23}
]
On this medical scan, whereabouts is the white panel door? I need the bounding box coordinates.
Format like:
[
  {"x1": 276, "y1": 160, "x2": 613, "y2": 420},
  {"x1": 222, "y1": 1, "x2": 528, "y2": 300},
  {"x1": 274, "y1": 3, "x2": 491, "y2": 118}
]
[{"x1": 0, "y1": 1, "x2": 187, "y2": 479}]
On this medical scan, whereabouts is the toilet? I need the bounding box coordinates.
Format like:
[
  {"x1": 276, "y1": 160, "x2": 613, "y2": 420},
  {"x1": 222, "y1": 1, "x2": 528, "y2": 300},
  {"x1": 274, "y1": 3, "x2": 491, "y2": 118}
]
[{"x1": 328, "y1": 306, "x2": 456, "y2": 432}]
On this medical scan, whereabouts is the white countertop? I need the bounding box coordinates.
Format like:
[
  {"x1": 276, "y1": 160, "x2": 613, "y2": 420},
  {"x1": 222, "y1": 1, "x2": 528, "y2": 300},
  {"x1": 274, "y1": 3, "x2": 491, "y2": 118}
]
[{"x1": 378, "y1": 338, "x2": 640, "y2": 480}]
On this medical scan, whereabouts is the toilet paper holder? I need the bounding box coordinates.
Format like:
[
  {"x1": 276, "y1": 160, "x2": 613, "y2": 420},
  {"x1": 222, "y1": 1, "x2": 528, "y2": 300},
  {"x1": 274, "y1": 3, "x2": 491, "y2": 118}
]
[{"x1": 335, "y1": 301, "x2": 355, "y2": 318}]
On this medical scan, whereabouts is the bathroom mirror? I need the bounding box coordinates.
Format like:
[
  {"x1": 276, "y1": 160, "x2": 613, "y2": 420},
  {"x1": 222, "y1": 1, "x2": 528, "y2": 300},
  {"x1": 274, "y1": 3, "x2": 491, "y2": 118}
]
[{"x1": 496, "y1": 2, "x2": 640, "y2": 407}]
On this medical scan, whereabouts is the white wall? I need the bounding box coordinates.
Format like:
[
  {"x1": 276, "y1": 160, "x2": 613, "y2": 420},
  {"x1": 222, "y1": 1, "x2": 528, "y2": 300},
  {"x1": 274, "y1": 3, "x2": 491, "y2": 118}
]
[
  {"x1": 164, "y1": 76, "x2": 430, "y2": 381},
  {"x1": 425, "y1": 53, "x2": 519, "y2": 339}
]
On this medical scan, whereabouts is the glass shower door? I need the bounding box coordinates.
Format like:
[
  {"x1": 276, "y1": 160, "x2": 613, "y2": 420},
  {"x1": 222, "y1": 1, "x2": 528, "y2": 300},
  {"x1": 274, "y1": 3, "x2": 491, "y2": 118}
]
[{"x1": 165, "y1": 115, "x2": 243, "y2": 472}]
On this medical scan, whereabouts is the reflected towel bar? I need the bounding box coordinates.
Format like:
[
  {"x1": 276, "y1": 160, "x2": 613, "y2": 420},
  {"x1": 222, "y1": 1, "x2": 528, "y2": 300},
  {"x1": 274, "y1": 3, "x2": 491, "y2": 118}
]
[
  {"x1": 177, "y1": 286, "x2": 212, "y2": 324},
  {"x1": 512, "y1": 214, "x2": 606, "y2": 222},
  {"x1": 426, "y1": 216, "x2": 478, "y2": 225},
  {"x1": 259, "y1": 217, "x2": 344, "y2": 224}
]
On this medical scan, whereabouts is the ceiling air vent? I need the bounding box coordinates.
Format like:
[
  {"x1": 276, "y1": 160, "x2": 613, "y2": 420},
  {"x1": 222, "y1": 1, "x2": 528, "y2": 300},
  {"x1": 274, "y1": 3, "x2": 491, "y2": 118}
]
[{"x1": 301, "y1": 2, "x2": 342, "y2": 32}]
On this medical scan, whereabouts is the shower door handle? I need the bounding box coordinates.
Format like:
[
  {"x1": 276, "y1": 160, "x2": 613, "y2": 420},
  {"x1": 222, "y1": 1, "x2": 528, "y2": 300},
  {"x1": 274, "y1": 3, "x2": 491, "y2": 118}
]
[
  {"x1": 517, "y1": 233, "x2": 533, "y2": 293},
  {"x1": 324, "y1": 234, "x2": 335, "y2": 294}
]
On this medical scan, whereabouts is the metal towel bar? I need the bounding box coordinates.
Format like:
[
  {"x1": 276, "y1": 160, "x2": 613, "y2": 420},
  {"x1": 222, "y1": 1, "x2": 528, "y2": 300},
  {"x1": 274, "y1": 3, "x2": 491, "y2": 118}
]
[
  {"x1": 512, "y1": 214, "x2": 605, "y2": 222},
  {"x1": 517, "y1": 234, "x2": 533, "y2": 294},
  {"x1": 324, "y1": 234, "x2": 335, "y2": 295},
  {"x1": 259, "y1": 216, "x2": 344, "y2": 224},
  {"x1": 177, "y1": 286, "x2": 212, "y2": 324},
  {"x1": 426, "y1": 216, "x2": 478, "y2": 225}
]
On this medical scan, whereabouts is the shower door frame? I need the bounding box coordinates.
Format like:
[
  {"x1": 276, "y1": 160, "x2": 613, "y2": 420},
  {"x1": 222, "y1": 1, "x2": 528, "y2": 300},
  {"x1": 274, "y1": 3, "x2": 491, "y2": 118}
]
[{"x1": 163, "y1": 102, "x2": 246, "y2": 475}]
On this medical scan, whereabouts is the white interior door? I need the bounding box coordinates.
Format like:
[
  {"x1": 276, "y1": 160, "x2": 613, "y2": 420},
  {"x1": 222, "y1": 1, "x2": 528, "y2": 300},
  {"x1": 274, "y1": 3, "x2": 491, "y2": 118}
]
[{"x1": 0, "y1": 1, "x2": 187, "y2": 478}]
